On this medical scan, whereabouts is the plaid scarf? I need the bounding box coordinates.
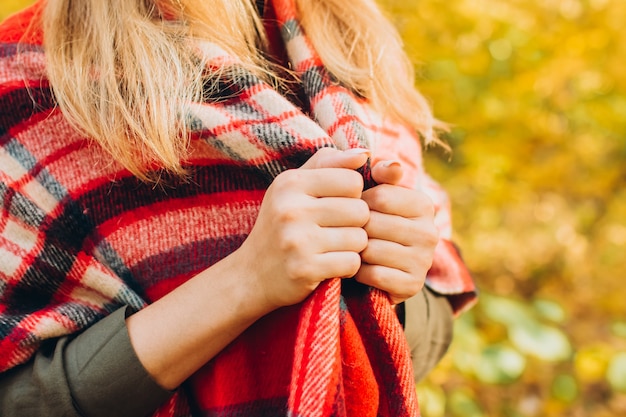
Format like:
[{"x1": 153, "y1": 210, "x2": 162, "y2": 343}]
[{"x1": 0, "y1": 1, "x2": 476, "y2": 416}]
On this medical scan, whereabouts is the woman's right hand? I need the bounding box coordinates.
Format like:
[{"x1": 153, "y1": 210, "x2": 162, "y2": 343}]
[
  {"x1": 234, "y1": 148, "x2": 371, "y2": 311},
  {"x1": 126, "y1": 147, "x2": 372, "y2": 390}
]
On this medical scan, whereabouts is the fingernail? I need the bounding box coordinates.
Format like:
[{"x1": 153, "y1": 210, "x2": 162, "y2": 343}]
[
  {"x1": 382, "y1": 160, "x2": 402, "y2": 168},
  {"x1": 344, "y1": 148, "x2": 371, "y2": 156}
]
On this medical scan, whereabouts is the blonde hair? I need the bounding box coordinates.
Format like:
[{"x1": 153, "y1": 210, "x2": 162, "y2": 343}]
[{"x1": 41, "y1": 0, "x2": 442, "y2": 179}]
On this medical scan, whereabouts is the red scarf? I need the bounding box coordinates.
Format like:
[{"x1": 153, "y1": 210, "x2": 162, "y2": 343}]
[{"x1": 0, "y1": 1, "x2": 476, "y2": 416}]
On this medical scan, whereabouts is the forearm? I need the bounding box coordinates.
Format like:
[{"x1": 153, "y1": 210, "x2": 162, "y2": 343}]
[
  {"x1": 0, "y1": 308, "x2": 172, "y2": 417},
  {"x1": 126, "y1": 248, "x2": 275, "y2": 390},
  {"x1": 0, "y1": 250, "x2": 275, "y2": 416}
]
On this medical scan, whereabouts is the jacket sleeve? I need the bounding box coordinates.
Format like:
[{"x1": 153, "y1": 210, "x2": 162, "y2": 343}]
[
  {"x1": 0, "y1": 307, "x2": 173, "y2": 417},
  {"x1": 402, "y1": 287, "x2": 454, "y2": 383},
  {"x1": 0, "y1": 94, "x2": 188, "y2": 415}
]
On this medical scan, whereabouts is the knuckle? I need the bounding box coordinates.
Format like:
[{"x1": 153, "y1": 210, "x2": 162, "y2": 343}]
[
  {"x1": 354, "y1": 228, "x2": 369, "y2": 252},
  {"x1": 275, "y1": 169, "x2": 304, "y2": 190},
  {"x1": 410, "y1": 254, "x2": 434, "y2": 278},
  {"x1": 273, "y1": 201, "x2": 299, "y2": 224},
  {"x1": 406, "y1": 219, "x2": 439, "y2": 248},
  {"x1": 315, "y1": 147, "x2": 336, "y2": 157},
  {"x1": 416, "y1": 193, "x2": 436, "y2": 217},
  {"x1": 343, "y1": 253, "x2": 362, "y2": 277},
  {"x1": 285, "y1": 256, "x2": 310, "y2": 281},
  {"x1": 368, "y1": 186, "x2": 392, "y2": 212},
  {"x1": 409, "y1": 274, "x2": 426, "y2": 294},
  {"x1": 271, "y1": 198, "x2": 311, "y2": 226},
  {"x1": 303, "y1": 147, "x2": 335, "y2": 169},
  {"x1": 345, "y1": 171, "x2": 364, "y2": 196},
  {"x1": 424, "y1": 223, "x2": 440, "y2": 247},
  {"x1": 354, "y1": 200, "x2": 371, "y2": 226},
  {"x1": 277, "y1": 228, "x2": 302, "y2": 252},
  {"x1": 359, "y1": 244, "x2": 375, "y2": 264},
  {"x1": 358, "y1": 265, "x2": 383, "y2": 288},
  {"x1": 395, "y1": 275, "x2": 424, "y2": 302}
]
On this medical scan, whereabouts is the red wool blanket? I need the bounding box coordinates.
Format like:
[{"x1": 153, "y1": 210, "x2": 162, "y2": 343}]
[{"x1": 0, "y1": 1, "x2": 476, "y2": 416}]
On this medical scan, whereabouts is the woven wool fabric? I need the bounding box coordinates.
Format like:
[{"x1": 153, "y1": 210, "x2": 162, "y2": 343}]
[{"x1": 0, "y1": 1, "x2": 476, "y2": 416}]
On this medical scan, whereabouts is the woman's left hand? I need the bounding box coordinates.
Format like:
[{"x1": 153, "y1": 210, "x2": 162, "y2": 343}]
[{"x1": 356, "y1": 160, "x2": 439, "y2": 305}]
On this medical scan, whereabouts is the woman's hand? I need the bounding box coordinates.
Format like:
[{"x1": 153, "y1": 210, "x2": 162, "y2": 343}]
[
  {"x1": 356, "y1": 161, "x2": 439, "y2": 305},
  {"x1": 127, "y1": 148, "x2": 371, "y2": 390},
  {"x1": 236, "y1": 148, "x2": 371, "y2": 310}
]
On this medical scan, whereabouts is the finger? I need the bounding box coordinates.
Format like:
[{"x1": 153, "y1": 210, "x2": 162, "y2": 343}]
[
  {"x1": 355, "y1": 264, "x2": 424, "y2": 304},
  {"x1": 300, "y1": 147, "x2": 370, "y2": 170},
  {"x1": 311, "y1": 251, "x2": 363, "y2": 280},
  {"x1": 317, "y1": 226, "x2": 369, "y2": 253},
  {"x1": 314, "y1": 197, "x2": 370, "y2": 227},
  {"x1": 362, "y1": 184, "x2": 435, "y2": 218},
  {"x1": 371, "y1": 160, "x2": 403, "y2": 186},
  {"x1": 360, "y1": 238, "x2": 416, "y2": 272},
  {"x1": 364, "y1": 211, "x2": 439, "y2": 247},
  {"x1": 275, "y1": 168, "x2": 364, "y2": 198}
]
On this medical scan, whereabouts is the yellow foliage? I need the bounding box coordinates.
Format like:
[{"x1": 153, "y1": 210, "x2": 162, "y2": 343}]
[
  {"x1": 575, "y1": 345, "x2": 613, "y2": 383},
  {"x1": 0, "y1": 1, "x2": 30, "y2": 21},
  {"x1": 378, "y1": 0, "x2": 625, "y2": 415}
]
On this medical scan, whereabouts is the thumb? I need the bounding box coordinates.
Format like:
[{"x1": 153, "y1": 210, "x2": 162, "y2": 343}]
[
  {"x1": 371, "y1": 160, "x2": 404, "y2": 185},
  {"x1": 300, "y1": 147, "x2": 370, "y2": 170}
]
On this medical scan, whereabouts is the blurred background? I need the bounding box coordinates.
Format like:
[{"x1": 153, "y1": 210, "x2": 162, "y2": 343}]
[
  {"x1": 380, "y1": 1, "x2": 626, "y2": 416},
  {"x1": 2, "y1": 1, "x2": 625, "y2": 416}
]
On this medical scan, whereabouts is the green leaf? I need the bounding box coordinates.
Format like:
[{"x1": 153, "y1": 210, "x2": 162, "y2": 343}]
[
  {"x1": 480, "y1": 294, "x2": 534, "y2": 327},
  {"x1": 473, "y1": 344, "x2": 526, "y2": 384},
  {"x1": 607, "y1": 352, "x2": 626, "y2": 392},
  {"x1": 611, "y1": 321, "x2": 626, "y2": 339},
  {"x1": 551, "y1": 374, "x2": 578, "y2": 402},
  {"x1": 509, "y1": 321, "x2": 572, "y2": 362},
  {"x1": 416, "y1": 383, "x2": 446, "y2": 417},
  {"x1": 533, "y1": 299, "x2": 566, "y2": 323},
  {"x1": 451, "y1": 313, "x2": 485, "y2": 375},
  {"x1": 448, "y1": 389, "x2": 485, "y2": 417}
]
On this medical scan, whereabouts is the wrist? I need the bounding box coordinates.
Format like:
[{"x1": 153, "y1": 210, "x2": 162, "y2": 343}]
[
  {"x1": 125, "y1": 248, "x2": 277, "y2": 390},
  {"x1": 210, "y1": 246, "x2": 278, "y2": 323}
]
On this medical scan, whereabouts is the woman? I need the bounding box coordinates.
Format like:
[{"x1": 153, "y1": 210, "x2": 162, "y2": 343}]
[{"x1": 0, "y1": 0, "x2": 476, "y2": 416}]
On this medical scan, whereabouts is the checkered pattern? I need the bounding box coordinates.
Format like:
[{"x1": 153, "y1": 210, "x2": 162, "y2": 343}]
[{"x1": 1, "y1": 2, "x2": 476, "y2": 416}]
